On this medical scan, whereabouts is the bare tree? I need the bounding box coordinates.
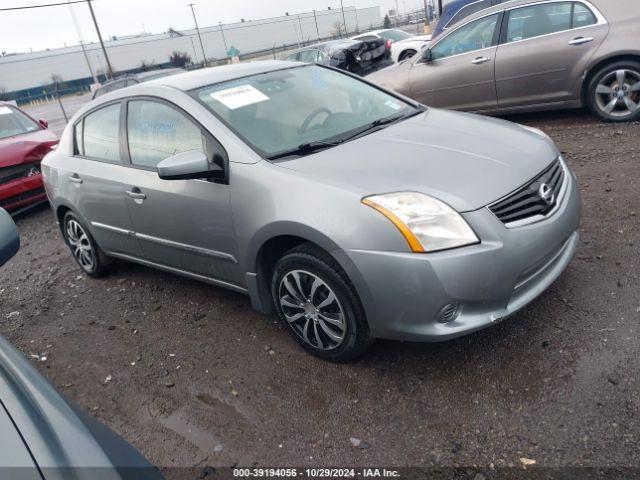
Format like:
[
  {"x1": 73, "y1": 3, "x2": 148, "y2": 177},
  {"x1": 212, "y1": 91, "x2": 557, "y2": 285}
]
[{"x1": 169, "y1": 51, "x2": 192, "y2": 68}]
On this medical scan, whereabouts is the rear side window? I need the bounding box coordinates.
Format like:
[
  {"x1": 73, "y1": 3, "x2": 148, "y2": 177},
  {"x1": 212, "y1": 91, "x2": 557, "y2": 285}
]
[
  {"x1": 506, "y1": 2, "x2": 573, "y2": 43},
  {"x1": 81, "y1": 103, "x2": 121, "y2": 162},
  {"x1": 573, "y1": 3, "x2": 597, "y2": 28},
  {"x1": 127, "y1": 100, "x2": 206, "y2": 168}
]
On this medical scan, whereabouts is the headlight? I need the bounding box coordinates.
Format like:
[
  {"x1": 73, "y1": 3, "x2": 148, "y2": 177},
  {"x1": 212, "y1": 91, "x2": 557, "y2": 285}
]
[{"x1": 362, "y1": 192, "x2": 479, "y2": 253}]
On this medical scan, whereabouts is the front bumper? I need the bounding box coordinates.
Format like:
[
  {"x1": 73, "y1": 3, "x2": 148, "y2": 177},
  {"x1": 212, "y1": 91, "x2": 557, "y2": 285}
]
[
  {"x1": 0, "y1": 174, "x2": 47, "y2": 213},
  {"x1": 343, "y1": 167, "x2": 582, "y2": 342}
]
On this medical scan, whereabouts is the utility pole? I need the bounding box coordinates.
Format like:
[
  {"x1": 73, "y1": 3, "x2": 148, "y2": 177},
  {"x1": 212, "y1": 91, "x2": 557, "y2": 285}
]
[
  {"x1": 85, "y1": 0, "x2": 114, "y2": 78},
  {"x1": 340, "y1": 0, "x2": 347, "y2": 36},
  {"x1": 313, "y1": 10, "x2": 320, "y2": 41},
  {"x1": 219, "y1": 22, "x2": 229, "y2": 59},
  {"x1": 423, "y1": 0, "x2": 432, "y2": 34},
  {"x1": 68, "y1": 0, "x2": 97, "y2": 84},
  {"x1": 188, "y1": 4, "x2": 208, "y2": 67}
]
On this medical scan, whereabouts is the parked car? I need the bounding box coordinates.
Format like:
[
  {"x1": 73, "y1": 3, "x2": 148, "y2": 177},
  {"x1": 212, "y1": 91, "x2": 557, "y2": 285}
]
[
  {"x1": 369, "y1": 0, "x2": 640, "y2": 122},
  {"x1": 92, "y1": 68, "x2": 185, "y2": 99},
  {"x1": 0, "y1": 209, "x2": 163, "y2": 479},
  {"x1": 0, "y1": 102, "x2": 59, "y2": 215},
  {"x1": 42, "y1": 61, "x2": 580, "y2": 362},
  {"x1": 433, "y1": 0, "x2": 514, "y2": 38},
  {"x1": 285, "y1": 38, "x2": 392, "y2": 76},
  {"x1": 351, "y1": 29, "x2": 432, "y2": 62}
]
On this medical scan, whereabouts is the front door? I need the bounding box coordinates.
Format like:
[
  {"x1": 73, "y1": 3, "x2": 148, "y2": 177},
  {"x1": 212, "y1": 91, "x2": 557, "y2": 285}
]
[
  {"x1": 408, "y1": 12, "x2": 502, "y2": 111},
  {"x1": 495, "y1": 1, "x2": 608, "y2": 108},
  {"x1": 121, "y1": 99, "x2": 239, "y2": 285}
]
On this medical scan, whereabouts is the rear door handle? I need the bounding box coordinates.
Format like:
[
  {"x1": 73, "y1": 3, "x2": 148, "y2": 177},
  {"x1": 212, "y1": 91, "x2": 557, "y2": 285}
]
[
  {"x1": 125, "y1": 188, "x2": 146, "y2": 200},
  {"x1": 471, "y1": 56, "x2": 492, "y2": 65},
  {"x1": 569, "y1": 37, "x2": 594, "y2": 46},
  {"x1": 68, "y1": 174, "x2": 83, "y2": 184}
]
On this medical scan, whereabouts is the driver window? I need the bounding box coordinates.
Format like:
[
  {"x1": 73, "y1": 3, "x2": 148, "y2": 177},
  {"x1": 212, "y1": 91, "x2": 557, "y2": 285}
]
[
  {"x1": 431, "y1": 13, "x2": 499, "y2": 60},
  {"x1": 127, "y1": 100, "x2": 206, "y2": 168}
]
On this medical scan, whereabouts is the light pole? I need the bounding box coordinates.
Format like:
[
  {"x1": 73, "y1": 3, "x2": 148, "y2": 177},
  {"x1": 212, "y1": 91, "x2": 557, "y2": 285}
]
[
  {"x1": 340, "y1": 0, "x2": 347, "y2": 36},
  {"x1": 423, "y1": 0, "x2": 432, "y2": 34},
  {"x1": 219, "y1": 22, "x2": 229, "y2": 60},
  {"x1": 68, "y1": 0, "x2": 97, "y2": 84},
  {"x1": 188, "y1": 3, "x2": 208, "y2": 67},
  {"x1": 85, "y1": 0, "x2": 114, "y2": 78}
]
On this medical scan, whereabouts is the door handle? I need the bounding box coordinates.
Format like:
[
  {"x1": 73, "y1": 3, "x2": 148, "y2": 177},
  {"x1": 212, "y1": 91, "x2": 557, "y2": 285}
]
[
  {"x1": 569, "y1": 37, "x2": 594, "y2": 46},
  {"x1": 471, "y1": 56, "x2": 492, "y2": 65},
  {"x1": 125, "y1": 188, "x2": 146, "y2": 200},
  {"x1": 68, "y1": 174, "x2": 83, "y2": 184}
]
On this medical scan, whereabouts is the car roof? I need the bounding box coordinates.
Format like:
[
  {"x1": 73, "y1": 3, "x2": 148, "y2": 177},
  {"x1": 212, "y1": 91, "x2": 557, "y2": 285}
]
[
  {"x1": 148, "y1": 60, "x2": 304, "y2": 91},
  {"x1": 450, "y1": 0, "x2": 623, "y2": 30}
]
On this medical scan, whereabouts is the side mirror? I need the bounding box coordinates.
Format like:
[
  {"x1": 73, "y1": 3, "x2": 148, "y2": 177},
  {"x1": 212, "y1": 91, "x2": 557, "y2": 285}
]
[
  {"x1": 421, "y1": 48, "x2": 433, "y2": 63},
  {"x1": 157, "y1": 150, "x2": 223, "y2": 181},
  {"x1": 38, "y1": 119, "x2": 49, "y2": 129},
  {"x1": 0, "y1": 208, "x2": 20, "y2": 268}
]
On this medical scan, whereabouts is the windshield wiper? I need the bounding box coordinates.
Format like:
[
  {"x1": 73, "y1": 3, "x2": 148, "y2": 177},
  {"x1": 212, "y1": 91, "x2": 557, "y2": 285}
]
[
  {"x1": 340, "y1": 108, "x2": 425, "y2": 143},
  {"x1": 266, "y1": 140, "x2": 341, "y2": 160}
]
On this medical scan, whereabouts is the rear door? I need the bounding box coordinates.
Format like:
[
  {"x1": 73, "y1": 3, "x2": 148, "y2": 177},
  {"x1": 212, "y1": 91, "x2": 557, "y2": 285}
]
[
  {"x1": 407, "y1": 12, "x2": 501, "y2": 111},
  {"x1": 121, "y1": 98, "x2": 239, "y2": 284},
  {"x1": 495, "y1": 0, "x2": 608, "y2": 108},
  {"x1": 62, "y1": 102, "x2": 143, "y2": 256}
]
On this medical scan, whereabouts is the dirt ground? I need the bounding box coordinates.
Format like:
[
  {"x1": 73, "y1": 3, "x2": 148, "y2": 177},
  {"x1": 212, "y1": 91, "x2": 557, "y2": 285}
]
[{"x1": 1, "y1": 108, "x2": 639, "y2": 478}]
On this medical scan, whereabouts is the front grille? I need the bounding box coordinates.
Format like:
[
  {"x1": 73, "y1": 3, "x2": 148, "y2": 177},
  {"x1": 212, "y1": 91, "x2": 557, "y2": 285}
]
[
  {"x1": 489, "y1": 159, "x2": 565, "y2": 227},
  {"x1": 0, "y1": 187, "x2": 46, "y2": 208},
  {"x1": 0, "y1": 163, "x2": 40, "y2": 185}
]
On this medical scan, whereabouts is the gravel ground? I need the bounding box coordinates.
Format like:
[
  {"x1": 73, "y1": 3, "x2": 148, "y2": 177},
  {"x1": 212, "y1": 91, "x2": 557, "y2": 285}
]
[{"x1": 1, "y1": 108, "x2": 639, "y2": 478}]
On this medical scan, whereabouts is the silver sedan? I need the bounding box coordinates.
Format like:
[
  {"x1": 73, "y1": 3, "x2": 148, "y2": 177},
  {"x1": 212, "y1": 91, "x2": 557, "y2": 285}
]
[{"x1": 42, "y1": 61, "x2": 581, "y2": 361}]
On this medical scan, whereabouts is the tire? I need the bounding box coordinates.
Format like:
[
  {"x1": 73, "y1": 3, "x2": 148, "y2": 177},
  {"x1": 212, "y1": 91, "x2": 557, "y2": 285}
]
[
  {"x1": 271, "y1": 243, "x2": 373, "y2": 362},
  {"x1": 586, "y1": 60, "x2": 640, "y2": 123},
  {"x1": 62, "y1": 211, "x2": 111, "y2": 277},
  {"x1": 398, "y1": 49, "x2": 417, "y2": 62}
]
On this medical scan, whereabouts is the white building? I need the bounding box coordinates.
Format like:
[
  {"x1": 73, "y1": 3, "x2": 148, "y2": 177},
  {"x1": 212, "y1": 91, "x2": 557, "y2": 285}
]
[{"x1": 0, "y1": 6, "x2": 381, "y2": 94}]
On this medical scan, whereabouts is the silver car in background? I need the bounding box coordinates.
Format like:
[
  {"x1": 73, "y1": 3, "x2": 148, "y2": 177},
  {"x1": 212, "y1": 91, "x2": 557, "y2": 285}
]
[
  {"x1": 42, "y1": 62, "x2": 581, "y2": 361},
  {"x1": 368, "y1": 0, "x2": 640, "y2": 122}
]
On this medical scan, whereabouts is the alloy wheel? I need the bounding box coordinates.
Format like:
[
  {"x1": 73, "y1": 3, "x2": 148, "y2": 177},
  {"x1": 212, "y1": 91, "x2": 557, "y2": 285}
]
[
  {"x1": 595, "y1": 69, "x2": 640, "y2": 119},
  {"x1": 66, "y1": 219, "x2": 95, "y2": 272},
  {"x1": 278, "y1": 270, "x2": 346, "y2": 350}
]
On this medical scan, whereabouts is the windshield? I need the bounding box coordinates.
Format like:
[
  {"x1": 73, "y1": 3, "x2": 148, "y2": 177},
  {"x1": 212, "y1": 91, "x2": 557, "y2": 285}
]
[
  {"x1": 378, "y1": 29, "x2": 413, "y2": 41},
  {"x1": 0, "y1": 105, "x2": 41, "y2": 140},
  {"x1": 195, "y1": 65, "x2": 419, "y2": 158}
]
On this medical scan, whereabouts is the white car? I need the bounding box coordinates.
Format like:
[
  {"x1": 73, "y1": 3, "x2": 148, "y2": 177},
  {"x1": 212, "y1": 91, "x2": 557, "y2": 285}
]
[{"x1": 351, "y1": 28, "x2": 431, "y2": 63}]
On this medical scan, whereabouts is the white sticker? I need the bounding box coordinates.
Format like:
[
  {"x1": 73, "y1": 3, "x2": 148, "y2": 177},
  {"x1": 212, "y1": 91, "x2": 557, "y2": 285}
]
[
  {"x1": 210, "y1": 84, "x2": 269, "y2": 110},
  {"x1": 0, "y1": 106, "x2": 13, "y2": 115},
  {"x1": 385, "y1": 100, "x2": 402, "y2": 110}
]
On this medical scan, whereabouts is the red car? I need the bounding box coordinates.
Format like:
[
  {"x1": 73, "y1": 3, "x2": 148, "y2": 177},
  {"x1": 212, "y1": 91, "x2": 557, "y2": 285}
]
[{"x1": 0, "y1": 102, "x2": 58, "y2": 214}]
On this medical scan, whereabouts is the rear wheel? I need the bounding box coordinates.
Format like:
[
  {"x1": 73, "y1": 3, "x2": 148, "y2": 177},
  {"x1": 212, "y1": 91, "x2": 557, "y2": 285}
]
[
  {"x1": 398, "y1": 49, "x2": 417, "y2": 62},
  {"x1": 62, "y1": 211, "x2": 110, "y2": 277},
  {"x1": 587, "y1": 61, "x2": 640, "y2": 122},
  {"x1": 271, "y1": 243, "x2": 372, "y2": 362}
]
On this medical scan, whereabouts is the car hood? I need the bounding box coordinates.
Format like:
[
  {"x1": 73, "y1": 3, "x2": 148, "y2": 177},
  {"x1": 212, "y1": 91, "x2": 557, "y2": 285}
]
[
  {"x1": 277, "y1": 108, "x2": 559, "y2": 212},
  {"x1": 0, "y1": 129, "x2": 59, "y2": 168},
  {"x1": 0, "y1": 335, "x2": 163, "y2": 479}
]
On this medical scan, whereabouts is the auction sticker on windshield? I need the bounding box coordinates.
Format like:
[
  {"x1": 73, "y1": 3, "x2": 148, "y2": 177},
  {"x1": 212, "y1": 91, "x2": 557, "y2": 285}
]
[
  {"x1": 0, "y1": 106, "x2": 13, "y2": 115},
  {"x1": 210, "y1": 85, "x2": 269, "y2": 110}
]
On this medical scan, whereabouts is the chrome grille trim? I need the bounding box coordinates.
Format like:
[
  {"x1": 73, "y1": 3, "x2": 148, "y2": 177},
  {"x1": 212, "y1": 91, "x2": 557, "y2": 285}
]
[{"x1": 488, "y1": 157, "x2": 568, "y2": 228}]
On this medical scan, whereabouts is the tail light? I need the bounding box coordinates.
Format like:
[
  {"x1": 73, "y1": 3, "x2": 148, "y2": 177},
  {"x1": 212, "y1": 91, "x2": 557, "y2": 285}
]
[{"x1": 385, "y1": 39, "x2": 392, "y2": 50}]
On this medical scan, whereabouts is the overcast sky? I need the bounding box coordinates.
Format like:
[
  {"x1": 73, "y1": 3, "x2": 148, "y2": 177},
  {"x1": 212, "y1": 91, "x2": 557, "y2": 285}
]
[{"x1": 0, "y1": 0, "x2": 429, "y2": 53}]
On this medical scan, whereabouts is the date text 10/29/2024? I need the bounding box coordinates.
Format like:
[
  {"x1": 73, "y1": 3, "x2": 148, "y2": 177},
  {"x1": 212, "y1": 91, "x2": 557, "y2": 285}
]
[{"x1": 233, "y1": 468, "x2": 401, "y2": 478}]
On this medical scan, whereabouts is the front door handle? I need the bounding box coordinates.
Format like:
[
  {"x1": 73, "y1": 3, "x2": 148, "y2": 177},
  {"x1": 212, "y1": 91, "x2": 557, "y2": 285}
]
[
  {"x1": 125, "y1": 188, "x2": 146, "y2": 200},
  {"x1": 471, "y1": 56, "x2": 492, "y2": 65},
  {"x1": 68, "y1": 174, "x2": 83, "y2": 184},
  {"x1": 569, "y1": 36, "x2": 594, "y2": 46}
]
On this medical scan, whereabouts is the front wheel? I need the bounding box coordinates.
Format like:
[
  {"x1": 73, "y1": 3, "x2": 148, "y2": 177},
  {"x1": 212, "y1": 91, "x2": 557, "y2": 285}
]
[
  {"x1": 398, "y1": 49, "x2": 417, "y2": 62},
  {"x1": 271, "y1": 244, "x2": 372, "y2": 362},
  {"x1": 587, "y1": 61, "x2": 640, "y2": 123}
]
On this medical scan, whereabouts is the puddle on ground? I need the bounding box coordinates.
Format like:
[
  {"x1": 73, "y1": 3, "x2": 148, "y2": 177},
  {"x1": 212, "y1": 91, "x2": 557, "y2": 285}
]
[{"x1": 159, "y1": 409, "x2": 223, "y2": 454}]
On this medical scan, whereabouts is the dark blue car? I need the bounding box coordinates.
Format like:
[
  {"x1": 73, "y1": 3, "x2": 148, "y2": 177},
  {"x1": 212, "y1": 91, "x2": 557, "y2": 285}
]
[{"x1": 433, "y1": 0, "x2": 512, "y2": 38}]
